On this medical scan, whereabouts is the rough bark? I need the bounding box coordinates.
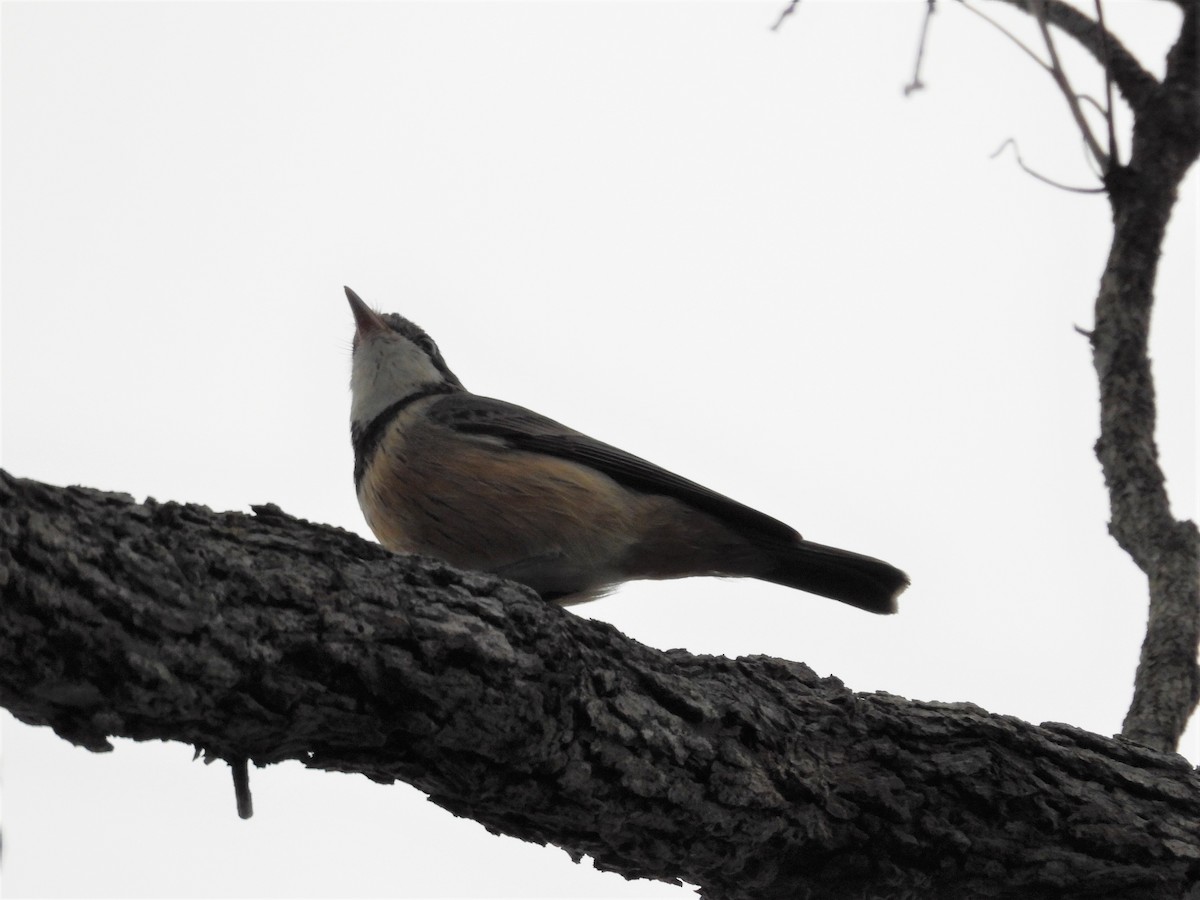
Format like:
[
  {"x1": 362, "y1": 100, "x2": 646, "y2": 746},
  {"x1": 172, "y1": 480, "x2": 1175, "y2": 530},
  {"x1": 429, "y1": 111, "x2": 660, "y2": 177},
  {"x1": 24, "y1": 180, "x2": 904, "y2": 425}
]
[
  {"x1": 988, "y1": 0, "x2": 1200, "y2": 752},
  {"x1": 2, "y1": 469, "x2": 1199, "y2": 899},
  {"x1": 1093, "y1": 3, "x2": 1199, "y2": 752}
]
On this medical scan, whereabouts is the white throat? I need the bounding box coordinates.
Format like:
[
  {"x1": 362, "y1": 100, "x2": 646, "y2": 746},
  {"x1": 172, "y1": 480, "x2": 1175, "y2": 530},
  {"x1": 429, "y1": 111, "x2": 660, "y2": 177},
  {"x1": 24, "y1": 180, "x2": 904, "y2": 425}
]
[{"x1": 350, "y1": 333, "x2": 448, "y2": 428}]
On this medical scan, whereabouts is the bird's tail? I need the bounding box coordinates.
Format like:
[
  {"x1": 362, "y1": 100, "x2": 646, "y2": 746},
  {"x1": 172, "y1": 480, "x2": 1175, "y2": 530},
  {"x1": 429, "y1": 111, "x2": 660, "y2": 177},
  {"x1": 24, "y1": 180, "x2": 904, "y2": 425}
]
[{"x1": 760, "y1": 539, "x2": 909, "y2": 614}]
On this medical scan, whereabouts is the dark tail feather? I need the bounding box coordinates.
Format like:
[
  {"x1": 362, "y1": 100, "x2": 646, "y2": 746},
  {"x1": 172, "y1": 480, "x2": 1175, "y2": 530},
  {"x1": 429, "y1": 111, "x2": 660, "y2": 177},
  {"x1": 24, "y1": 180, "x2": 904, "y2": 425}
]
[{"x1": 762, "y1": 539, "x2": 909, "y2": 614}]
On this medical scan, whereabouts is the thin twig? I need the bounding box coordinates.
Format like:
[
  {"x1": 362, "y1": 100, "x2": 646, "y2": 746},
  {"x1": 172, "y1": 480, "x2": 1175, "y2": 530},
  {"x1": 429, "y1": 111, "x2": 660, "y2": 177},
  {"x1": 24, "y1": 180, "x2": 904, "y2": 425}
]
[
  {"x1": 989, "y1": 0, "x2": 1158, "y2": 112},
  {"x1": 770, "y1": 0, "x2": 800, "y2": 33},
  {"x1": 1093, "y1": 0, "x2": 1120, "y2": 165},
  {"x1": 1077, "y1": 93, "x2": 1108, "y2": 117},
  {"x1": 1031, "y1": 0, "x2": 1111, "y2": 171},
  {"x1": 987, "y1": 0, "x2": 1159, "y2": 113},
  {"x1": 904, "y1": 0, "x2": 938, "y2": 96},
  {"x1": 1082, "y1": 134, "x2": 1108, "y2": 180},
  {"x1": 1074, "y1": 96, "x2": 1114, "y2": 179},
  {"x1": 956, "y1": 0, "x2": 1052, "y2": 72},
  {"x1": 990, "y1": 138, "x2": 1106, "y2": 193}
]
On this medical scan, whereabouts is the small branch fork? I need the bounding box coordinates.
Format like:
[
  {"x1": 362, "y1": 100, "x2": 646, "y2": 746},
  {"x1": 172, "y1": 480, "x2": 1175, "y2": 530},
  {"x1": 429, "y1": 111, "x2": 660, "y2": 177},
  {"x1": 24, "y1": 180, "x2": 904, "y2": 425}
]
[
  {"x1": 952, "y1": 0, "x2": 1132, "y2": 185},
  {"x1": 900, "y1": 0, "x2": 1198, "y2": 751},
  {"x1": 986, "y1": 0, "x2": 1157, "y2": 111},
  {"x1": 779, "y1": 4, "x2": 1195, "y2": 753}
]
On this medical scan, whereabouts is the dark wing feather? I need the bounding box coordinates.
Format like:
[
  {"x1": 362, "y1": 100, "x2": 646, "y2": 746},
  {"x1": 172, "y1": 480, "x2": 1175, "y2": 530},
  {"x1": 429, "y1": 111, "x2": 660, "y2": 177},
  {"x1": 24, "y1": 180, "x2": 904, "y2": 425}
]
[{"x1": 427, "y1": 393, "x2": 800, "y2": 543}]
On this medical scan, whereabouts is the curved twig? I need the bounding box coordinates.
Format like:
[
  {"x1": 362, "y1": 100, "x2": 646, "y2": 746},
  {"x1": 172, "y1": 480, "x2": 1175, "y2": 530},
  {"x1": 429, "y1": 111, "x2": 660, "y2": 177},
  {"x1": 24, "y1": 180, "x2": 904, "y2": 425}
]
[{"x1": 990, "y1": 138, "x2": 1106, "y2": 193}]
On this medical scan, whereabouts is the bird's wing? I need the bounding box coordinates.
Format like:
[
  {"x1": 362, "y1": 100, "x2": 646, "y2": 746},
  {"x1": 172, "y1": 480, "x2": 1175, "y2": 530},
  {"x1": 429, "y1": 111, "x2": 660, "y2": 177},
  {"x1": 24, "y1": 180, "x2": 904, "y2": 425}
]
[{"x1": 426, "y1": 392, "x2": 800, "y2": 543}]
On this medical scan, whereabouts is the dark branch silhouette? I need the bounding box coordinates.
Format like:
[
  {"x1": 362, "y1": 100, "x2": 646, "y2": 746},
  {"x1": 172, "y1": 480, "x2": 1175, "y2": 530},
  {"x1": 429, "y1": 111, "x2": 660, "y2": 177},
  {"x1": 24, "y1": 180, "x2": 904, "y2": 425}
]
[
  {"x1": 909, "y1": 0, "x2": 1199, "y2": 752},
  {"x1": 769, "y1": 0, "x2": 800, "y2": 33},
  {"x1": 1097, "y1": 0, "x2": 1200, "y2": 747},
  {"x1": 985, "y1": 0, "x2": 1158, "y2": 110},
  {"x1": 989, "y1": 138, "x2": 1107, "y2": 192},
  {"x1": 904, "y1": 0, "x2": 937, "y2": 96},
  {"x1": 2, "y1": 470, "x2": 1200, "y2": 899}
]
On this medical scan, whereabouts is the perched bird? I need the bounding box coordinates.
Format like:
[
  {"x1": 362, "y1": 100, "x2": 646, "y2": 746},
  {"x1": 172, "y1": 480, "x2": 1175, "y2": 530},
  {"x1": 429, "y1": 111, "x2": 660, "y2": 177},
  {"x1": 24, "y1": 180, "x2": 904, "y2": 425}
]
[{"x1": 346, "y1": 286, "x2": 908, "y2": 612}]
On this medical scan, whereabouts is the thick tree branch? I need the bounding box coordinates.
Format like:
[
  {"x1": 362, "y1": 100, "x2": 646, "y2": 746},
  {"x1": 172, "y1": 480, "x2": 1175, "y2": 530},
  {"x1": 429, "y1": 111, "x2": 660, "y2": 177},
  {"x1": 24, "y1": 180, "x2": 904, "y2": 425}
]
[
  {"x1": 2, "y1": 469, "x2": 1200, "y2": 899},
  {"x1": 1093, "y1": 3, "x2": 1200, "y2": 752}
]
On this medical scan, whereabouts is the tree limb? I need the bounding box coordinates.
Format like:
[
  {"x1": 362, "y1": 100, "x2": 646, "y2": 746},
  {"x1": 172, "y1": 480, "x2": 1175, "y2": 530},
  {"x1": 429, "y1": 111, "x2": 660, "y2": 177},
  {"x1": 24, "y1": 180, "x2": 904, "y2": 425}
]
[
  {"x1": 1093, "y1": 1, "x2": 1200, "y2": 752},
  {"x1": 2, "y1": 469, "x2": 1199, "y2": 899},
  {"x1": 985, "y1": 0, "x2": 1159, "y2": 112}
]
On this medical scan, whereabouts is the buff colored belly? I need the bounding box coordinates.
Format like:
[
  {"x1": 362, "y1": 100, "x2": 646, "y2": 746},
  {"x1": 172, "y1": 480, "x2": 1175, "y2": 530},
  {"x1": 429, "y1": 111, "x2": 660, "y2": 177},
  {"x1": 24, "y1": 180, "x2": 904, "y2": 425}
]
[{"x1": 357, "y1": 415, "x2": 643, "y2": 596}]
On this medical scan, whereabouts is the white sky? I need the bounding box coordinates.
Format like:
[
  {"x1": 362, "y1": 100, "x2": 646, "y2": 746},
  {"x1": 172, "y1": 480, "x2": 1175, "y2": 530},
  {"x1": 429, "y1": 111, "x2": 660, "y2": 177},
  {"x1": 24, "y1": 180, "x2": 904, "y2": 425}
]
[{"x1": 1, "y1": 1, "x2": 1195, "y2": 897}]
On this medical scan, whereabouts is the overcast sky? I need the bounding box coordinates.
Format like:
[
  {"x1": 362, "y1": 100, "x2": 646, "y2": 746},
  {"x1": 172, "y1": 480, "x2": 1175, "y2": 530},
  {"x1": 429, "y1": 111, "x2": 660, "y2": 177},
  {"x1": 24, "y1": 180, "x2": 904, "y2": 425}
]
[{"x1": 2, "y1": 1, "x2": 1195, "y2": 897}]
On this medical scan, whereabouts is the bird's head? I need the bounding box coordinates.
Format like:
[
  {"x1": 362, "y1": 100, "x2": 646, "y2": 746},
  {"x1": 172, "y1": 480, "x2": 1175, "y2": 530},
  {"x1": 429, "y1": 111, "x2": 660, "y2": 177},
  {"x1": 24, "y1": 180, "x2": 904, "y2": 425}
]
[{"x1": 345, "y1": 286, "x2": 464, "y2": 431}]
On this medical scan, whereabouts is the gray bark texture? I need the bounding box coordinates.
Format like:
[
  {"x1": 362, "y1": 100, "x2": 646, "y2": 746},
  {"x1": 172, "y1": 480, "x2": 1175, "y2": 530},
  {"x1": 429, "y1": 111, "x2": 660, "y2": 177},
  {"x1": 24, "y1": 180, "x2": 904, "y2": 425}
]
[
  {"x1": 2, "y1": 469, "x2": 1200, "y2": 899},
  {"x1": 992, "y1": 0, "x2": 1200, "y2": 752},
  {"x1": 1089, "y1": 1, "x2": 1199, "y2": 752}
]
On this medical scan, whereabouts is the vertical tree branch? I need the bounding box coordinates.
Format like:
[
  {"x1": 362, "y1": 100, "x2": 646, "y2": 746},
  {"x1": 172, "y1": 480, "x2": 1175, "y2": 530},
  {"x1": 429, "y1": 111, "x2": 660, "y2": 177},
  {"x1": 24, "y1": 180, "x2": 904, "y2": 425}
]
[
  {"x1": 1095, "y1": 176, "x2": 1200, "y2": 749},
  {"x1": 967, "y1": 0, "x2": 1197, "y2": 749},
  {"x1": 1091, "y1": 5, "x2": 1200, "y2": 750}
]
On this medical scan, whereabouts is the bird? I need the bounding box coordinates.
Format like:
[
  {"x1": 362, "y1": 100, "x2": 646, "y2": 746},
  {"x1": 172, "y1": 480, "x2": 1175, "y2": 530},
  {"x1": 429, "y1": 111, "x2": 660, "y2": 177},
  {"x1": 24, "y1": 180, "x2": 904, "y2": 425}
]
[{"x1": 345, "y1": 286, "x2": 908, "y2": 613}]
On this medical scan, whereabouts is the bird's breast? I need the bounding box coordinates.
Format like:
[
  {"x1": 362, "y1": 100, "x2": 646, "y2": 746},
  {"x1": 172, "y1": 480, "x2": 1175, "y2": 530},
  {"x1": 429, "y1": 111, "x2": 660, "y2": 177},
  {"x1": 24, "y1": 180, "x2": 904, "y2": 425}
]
[{"x1": 356, "y1": 414, "x2": 645, "y2": 594}]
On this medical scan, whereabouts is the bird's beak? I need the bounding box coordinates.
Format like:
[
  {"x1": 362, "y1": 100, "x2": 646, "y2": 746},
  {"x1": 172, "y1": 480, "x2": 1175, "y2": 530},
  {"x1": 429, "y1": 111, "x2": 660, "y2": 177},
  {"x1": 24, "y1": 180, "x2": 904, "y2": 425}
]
[{"x1": 345, "y1": 286, "x2": 389, "y2": 338}]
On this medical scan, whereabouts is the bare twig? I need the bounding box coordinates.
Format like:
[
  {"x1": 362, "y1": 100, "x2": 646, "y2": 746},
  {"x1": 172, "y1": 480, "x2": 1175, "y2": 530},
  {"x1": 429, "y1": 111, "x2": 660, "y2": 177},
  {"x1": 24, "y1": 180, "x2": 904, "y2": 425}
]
[
  {"x1": 987, "y1": 0, "x2": 1158, "y2": 112},
  {"x1": 904, "y1": 0, "x2": 938, "y2": 96},
  {"x1": 1077, "y1": 93, "x2": 1108, "y2": 117},
  {"x1": 957, "y1": 0, "x2": 1052, "y2": 72},
  {"x1": 1030, "y1": 0, "x2": 1111, "y2": 172},
  {"x1": 770, "y1": 0, "x2": 800, "y2": 32},
  {"x1": 1093, "y1": 0, "x2": 1120, "y2": 164},
  {"x1": 990, "y1": 138, "x2": 1106, "y2": 193},
  {"x1": 961, "y1": 0, "x2": 1116, "y2": 176},
  {"x1": 1061, "y1": 98, "x2": 1113, "y2": 179}
]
